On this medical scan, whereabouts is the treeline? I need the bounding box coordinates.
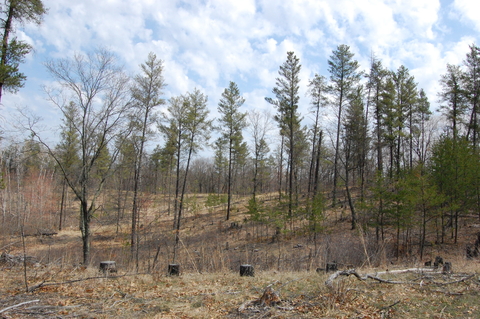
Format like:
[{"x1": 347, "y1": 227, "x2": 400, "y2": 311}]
[{"x1": 1, "y1": 44, "x2": 480, "y2": 265}]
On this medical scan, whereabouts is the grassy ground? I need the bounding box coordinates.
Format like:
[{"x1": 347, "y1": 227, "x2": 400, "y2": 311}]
[
  {"x1": 1, "y1": 192, "x2": 480, "y2": 318},
  {"x1": 1, "y1": 261, "x2": 479, "y2": 318}
]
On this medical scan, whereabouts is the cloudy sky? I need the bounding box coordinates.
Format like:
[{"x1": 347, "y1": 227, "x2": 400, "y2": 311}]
[{"x1": 2, "y1": 0, "x2": 480, "y2": 145}]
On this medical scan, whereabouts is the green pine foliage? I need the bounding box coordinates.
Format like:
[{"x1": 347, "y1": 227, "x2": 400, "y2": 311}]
[{"x1": 0, "y1": 0, "x2": 47, "y2": 100}]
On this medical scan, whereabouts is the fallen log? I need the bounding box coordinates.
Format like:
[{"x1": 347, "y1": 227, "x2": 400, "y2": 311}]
[{"x1": 325, "y1": 268, "x2": 474, "y2": 288}]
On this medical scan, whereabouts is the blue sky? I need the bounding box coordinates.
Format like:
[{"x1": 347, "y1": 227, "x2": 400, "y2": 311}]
[{"x1": 2, "y1": 0, "x2": 480, "y2": 147}]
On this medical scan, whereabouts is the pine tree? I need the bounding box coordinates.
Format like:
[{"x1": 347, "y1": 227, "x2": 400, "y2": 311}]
[
  {"x1": 307, "y1": 74, "x2": 328, "y2": 199},
  {"x1": 342, "y1": 86, "x2": 368, "y2": 229},
  {"x1": 438, "y1": 64, "x2": 467, "y2": 140},
  {"x1": 463, "y1": 44, "x2": 480, "y2": 148},
  {"x1": 366, "y1": 56, "x2": 388, "y2": 241},
  {"x1": 55, "y1": 102, "x2": 80, "y2": 231},
  {"x1": 217, "y1": 81, "x2": 247, "y2": 220},
  {"x1": 392, "y1": 65, "x2": 418, "y2": 172},
  {"x1": 381, "y1": 76, "x2": 397, "y2": 179},
  {"x1": 266, "y1": 51, "x2": 303, "y2": 219},
  {"x1": 328, "y1": 44, "x2": 362, "y2": 206},
  {"x1": 412, "y1": 89, "x2": 432, "y2": 165},
  {"x1": 160, "y1": 89, "x2": 212, "y2": 263},
  {"x1": 430, "y1": 137, "x2": 479, "y2": 242},
  {"x1": 366, "y1": 57, "x2": 388, "y2": 175},
  {"x1": 129, "y1": 52, "x2": 166, "y2": 267},
  {"x1": 0, "y1": 0, "x2": 46, "y2": 101}
]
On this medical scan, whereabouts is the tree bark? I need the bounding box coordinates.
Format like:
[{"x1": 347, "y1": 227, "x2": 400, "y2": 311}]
[{"x1": 0, "y1": 3, "x2": 15, "y2": 101}]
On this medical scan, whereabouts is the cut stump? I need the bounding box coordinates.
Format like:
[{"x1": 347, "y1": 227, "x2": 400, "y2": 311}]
[
  {"x1": 99, "y1": 261, "x2": 116, "y2": 274},
  {"x1": 240, "y1": 264, "x2": 254, "y2": 277},
  {"x1": 168, "y1": 264, "x2": 180, "y2": 276},
  {"x1": 434, "y1": 256, "x2": 443, "y2": 268},
  {"x1": 326, "y1": 262, "x2": 338, "y2": 272},
  {"x1": 443, "y1": 261, "x2": 452, "y2": 274}
]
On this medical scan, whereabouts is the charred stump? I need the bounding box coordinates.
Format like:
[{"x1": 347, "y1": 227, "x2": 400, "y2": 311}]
[
  {"x1": 168, "y1": 264, "x2": 180, "y2": 276},
  {"x1": 326, "y1": 262, "x2": 338, "y2": 272},
  {"x1": 240, "y1": 264, "x2": 254, "y2": 277},
  {"x1": 99, "y1": 261, "x2": 116, "y2": 274},
  {"x1": 442, "y1": 262, "x2": 452, "y2": 274},
  {"x1": 434, "y1": 256, "x2": 443, "y2": 269}
]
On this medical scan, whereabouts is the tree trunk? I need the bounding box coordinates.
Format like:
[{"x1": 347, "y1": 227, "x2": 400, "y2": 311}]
[
  {"x1": 0, "y1": 3, "x2": 14, "y2": 101},
  {"x1": 288, "y1": 118, "x2": 294, "y2": 218},
  {"x1": 80, "y1": 201, "x2": 91, "y2": 265},
  {"x1": 226, "y1": 139, "x2": 233, "y2": 220},
  {"x1": 278, "y1": 136, "x2": 284, "y2": 201},
  {"x1": 333, "y1": 90, "x2": 344, "y2": 207},
  {"x1": 59, "y1": 181, "x2": 66, "y2": 231},
  {"x1": 345, "y1": 168, "x2": 356, "y2": 230},
  {"x1": 173, "y1": 140, "x2": 194, "y2": 263},
  {"x1": 131, "y1": 157, "x2": 139, "y2": 259},
  {"x1": 313, "y1": 131, "x2": 323, "y2": 196}
]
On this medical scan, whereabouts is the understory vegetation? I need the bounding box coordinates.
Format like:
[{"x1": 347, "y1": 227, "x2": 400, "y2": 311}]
[{"x1": 0, "y1": 194, "x2": 479, "y2": 318}]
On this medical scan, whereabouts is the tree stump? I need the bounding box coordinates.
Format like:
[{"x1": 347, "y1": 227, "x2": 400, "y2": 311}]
[
  {"x1": 434, "y1": 256, "x2": 443, "y2": 269},
  {"x1": 475, "y1": 232, "x2": 480, "y2": 247},
  {"x1": 240, "y1": 264, "x2": 254, "y2": 277},
  {"x1": 168, "y1": 264, "x2": 180, "y2": 276},
  {"x1": 466, "y1": 246, "x2": 474, "y2": 259},
  {"x1": 442, "y1": 262, "x2": 452, "y2": 274},
  {"x1": 99, "y1": 261, "x2": 116, "y2": 274},
  {"x1": 230, "y1": 222, "x2": 240, "y2": 229},
  {"x1": 326, "y1": 262, "x2": 338, "y2": 272}
]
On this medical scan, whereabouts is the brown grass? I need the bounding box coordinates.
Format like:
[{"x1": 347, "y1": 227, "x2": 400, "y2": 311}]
[
  {"x1": 1, "y1": 192, "x2": 480, "y2": 318},
  {"x1": 1, "y1": 263, "x2": 479, "y2": 318}
]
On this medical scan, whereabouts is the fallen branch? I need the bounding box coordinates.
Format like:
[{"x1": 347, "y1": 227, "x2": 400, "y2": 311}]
[
  {"x1": 27, "y1": 281, "x2": 45, "y2": 293},
  {"x1": 24, "y1": 305, "x2": 80, "y2": 310},
  {"x1": 0, "y1": 300, "x2": 40, "y2": 314},
  {"x1": 432, "y1": 274, "x2": 475, "y2": 286},
  {"x1": 374, "y1": 268, "x2": 438, "y2": 275},
  {"x1": 365, "y1": 274, "x2": 411, "y2": 285},
  {"x1": 432, "y1": 290, "x2": 464, "y2": 296},
  {"x1": 325, "y1": 269, "x2": 363, "y2": 288},
  {"x1": 0, "y1": 252, "x2": 37, "y2": 265},
  {"x1": 325, "y1": 268, "x2": 474, "y2": 288},
  {"x1": 0, "y1": 241, "x2": 20, "y2": 251},
  {"x1": 381, "y1": 300, "x2": 401, "y2": 310}
]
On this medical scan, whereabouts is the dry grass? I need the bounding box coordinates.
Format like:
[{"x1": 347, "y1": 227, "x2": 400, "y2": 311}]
[
  {"x1": 1, "y1": 192, "x2": 480, "y2": 318},
  {"x1": 1, "y1": 262, "x2": 479, "y2": 318}
]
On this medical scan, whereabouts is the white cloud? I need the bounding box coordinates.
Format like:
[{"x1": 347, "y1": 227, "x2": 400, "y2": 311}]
[
  {"x1": 443, "y1": 37, "x2": 476, "y2": 65},
  {"x1": 453, "y1": 0, "x2": 480, "y2": 31},
  {"x1": 394, "y1": 0, "x2": 440, "y2": 39},
  {"x1": 2, "y1": 0, "x2": 479, "y2": 146}
]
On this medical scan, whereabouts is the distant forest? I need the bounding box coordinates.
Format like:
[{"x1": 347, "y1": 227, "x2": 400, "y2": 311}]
[{"x1": 1, "y1": 42, "x2": 480, "y2": 265}]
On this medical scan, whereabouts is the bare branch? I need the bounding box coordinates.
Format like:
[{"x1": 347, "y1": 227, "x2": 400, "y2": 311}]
[{"x1": 0, "y1": 300, "x2": 40, "y2": 314}]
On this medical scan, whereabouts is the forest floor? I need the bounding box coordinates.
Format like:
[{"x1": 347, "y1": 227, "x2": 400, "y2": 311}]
[
  {"x1": 1, "y1": 192, "x2": 480, "y2": 318},
  {"x1": 1, "y1": 264, "x2": 479, "y2": 318}
]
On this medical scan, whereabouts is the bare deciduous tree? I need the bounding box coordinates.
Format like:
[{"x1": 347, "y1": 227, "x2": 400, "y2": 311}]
[{"x1": 31, "y1": 48, "x2": 131, "y2": 265}]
